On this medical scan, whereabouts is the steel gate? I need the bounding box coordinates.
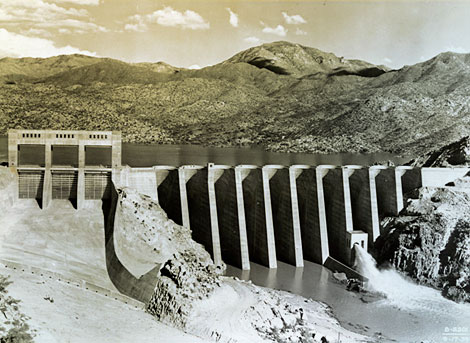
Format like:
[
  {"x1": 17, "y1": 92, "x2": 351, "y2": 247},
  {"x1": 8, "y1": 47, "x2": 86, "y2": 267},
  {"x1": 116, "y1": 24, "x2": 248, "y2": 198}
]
[
  {"x1": 52, "y1": 171, "x2": 78, "y2": 199},
  {"x1": 18, "y1": 171, "x2": 44, "y2": 199},
  {"x1": 85, "y1": 172, "x2": 111, "y2": 199}
]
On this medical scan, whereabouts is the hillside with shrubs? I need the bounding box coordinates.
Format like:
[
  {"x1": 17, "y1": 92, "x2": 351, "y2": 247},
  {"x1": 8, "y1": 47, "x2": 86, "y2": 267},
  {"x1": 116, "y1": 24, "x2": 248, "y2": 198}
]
[{"x1": 2, "y1": 41, "x2": 470, "y2": 157}]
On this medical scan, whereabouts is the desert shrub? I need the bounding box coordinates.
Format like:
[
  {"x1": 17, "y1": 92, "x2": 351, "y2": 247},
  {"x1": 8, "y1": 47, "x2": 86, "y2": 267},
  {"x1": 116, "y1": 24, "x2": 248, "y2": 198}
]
[{"x1": 0, "y1": 275, "x2": 34, "y2": 343}]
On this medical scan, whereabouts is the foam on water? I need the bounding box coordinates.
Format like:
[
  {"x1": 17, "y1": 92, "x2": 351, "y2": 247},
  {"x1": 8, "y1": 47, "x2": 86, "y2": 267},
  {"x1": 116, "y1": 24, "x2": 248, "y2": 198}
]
[{"x1": 354, "y1": 245, "x2": 470, "y2": 316}]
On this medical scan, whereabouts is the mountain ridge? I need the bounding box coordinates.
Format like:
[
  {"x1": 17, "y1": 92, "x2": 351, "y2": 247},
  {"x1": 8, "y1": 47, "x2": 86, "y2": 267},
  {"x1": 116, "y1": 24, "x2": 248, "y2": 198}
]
[{"x1": 1, "y1": 41, "x2": 469, "y2": 158}]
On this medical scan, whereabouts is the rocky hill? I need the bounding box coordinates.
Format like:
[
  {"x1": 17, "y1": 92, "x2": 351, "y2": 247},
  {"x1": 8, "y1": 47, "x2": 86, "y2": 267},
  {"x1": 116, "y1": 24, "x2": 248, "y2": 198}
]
[
  {"x1": 41, "y1": 59, "x2": 176, "y2": 86},
  {"x1": 0, "y1": 54, "x2": 99, "y2": 81},
  {"x1": 1, "y1": 41, "x2": 470, "y2": 157},
  {"x1": 410, "y1": 136, "x2": 470, "y2": 167}
]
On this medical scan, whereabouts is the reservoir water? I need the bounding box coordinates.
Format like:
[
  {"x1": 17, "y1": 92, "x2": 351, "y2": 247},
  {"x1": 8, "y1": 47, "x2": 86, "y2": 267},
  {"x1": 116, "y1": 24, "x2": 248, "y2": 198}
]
[
  {"x1": 0, "y1": 136, "x2": 408, "y2": 167},
  {"x1": 2, "y1": 135, "x2": 468, "y2": 342}
]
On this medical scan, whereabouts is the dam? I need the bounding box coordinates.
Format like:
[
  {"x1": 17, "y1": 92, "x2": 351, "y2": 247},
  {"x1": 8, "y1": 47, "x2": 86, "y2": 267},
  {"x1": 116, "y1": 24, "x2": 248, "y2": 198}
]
[{"x1": 6, "y1": 129, "x2": 470, "y2": 273}]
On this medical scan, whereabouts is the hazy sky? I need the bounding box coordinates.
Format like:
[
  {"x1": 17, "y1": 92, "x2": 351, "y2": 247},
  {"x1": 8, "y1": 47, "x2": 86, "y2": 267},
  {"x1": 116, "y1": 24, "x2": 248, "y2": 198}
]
[{"x1": 1, "y1": 0, "x2": 470, "y2": 69}]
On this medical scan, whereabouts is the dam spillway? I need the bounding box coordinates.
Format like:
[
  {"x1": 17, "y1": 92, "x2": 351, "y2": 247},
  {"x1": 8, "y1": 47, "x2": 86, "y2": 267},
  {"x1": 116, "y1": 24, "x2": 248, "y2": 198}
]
[{"x1": 7, "y1": 129, "x2": 470, "y2": 273}]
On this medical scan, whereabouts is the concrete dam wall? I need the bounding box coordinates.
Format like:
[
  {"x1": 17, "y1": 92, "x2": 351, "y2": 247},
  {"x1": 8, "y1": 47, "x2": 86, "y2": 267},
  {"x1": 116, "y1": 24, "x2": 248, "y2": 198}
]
[
  {"x1": 111, "y1": 163, "x2": 469, "y2": 271},
  {"x1": 8, "y1": 129, "x2": 470, "y2": 272},
  {"x1": 10, "y1": 160, "x2": 470, "y2": 271}
]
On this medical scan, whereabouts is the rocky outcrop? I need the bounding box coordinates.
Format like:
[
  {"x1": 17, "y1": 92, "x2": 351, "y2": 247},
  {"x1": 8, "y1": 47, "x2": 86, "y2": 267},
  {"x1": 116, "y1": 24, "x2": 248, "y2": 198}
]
[
  {"x1": 148, "y1": 249, "x2": 222, "y2": 328},
  {"x1": 115, "y1": 187, "x2": 369, "y2": 343},
  {"x1": 410, "y1": 136, "x2": 470, "y2": 167},
  {"x1": 113, "y1": 187, "x2": 218, "y2": 278},
  {"x1": 376, "y1": 186, "x2": 470, "y2": 302}
]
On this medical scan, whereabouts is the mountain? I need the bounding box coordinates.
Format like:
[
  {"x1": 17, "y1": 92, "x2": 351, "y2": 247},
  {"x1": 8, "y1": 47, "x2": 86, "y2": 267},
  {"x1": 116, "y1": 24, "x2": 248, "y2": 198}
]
[
  {"x1": 1, "y1": 41, "x2": 470, "y2": 157},
  {"x1": 224, "y1": 41, "x2": 388, "y2": 77},
  {"x1": 0, "y1": 54, "x2": 99, "y2": 79},
  {"x1": 41, "y1": 59, "x2": 175, "y2": 85},
  {"x1": 0, "y1": 55, "x2": 181, "y2": 85}
]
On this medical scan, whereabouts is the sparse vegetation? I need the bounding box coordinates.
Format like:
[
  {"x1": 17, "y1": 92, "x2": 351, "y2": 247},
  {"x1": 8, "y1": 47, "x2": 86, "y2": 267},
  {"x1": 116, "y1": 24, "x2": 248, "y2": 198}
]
[
  {"x1": 1, "y1": 42, "x2": 470, "y2": 157},
  {"x1": 0, "y1": 275, "x2": 34, "y2": 343}
]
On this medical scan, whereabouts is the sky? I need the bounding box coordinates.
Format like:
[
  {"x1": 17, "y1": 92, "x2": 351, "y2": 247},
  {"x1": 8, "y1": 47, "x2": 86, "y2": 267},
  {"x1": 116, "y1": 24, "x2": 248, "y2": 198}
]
[{"x1": 1, "y1": 0, "x2": 470, "y2": 69}]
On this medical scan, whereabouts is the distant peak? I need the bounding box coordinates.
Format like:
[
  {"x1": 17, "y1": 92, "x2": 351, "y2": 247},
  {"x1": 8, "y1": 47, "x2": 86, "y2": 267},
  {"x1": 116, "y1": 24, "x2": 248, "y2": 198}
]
[
  {"x1": 224, "y1": 41, "x2": 382, "y2": 77},
  {"x1": 418, "y1": 51, "x2": 470, "y2": 67}
]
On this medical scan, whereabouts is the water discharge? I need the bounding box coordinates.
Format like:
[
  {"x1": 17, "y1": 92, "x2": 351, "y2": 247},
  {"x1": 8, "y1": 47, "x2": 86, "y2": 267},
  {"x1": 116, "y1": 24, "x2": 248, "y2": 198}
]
[{"x1": 354, "y1": 245, "x2": 470, "y2": 316}]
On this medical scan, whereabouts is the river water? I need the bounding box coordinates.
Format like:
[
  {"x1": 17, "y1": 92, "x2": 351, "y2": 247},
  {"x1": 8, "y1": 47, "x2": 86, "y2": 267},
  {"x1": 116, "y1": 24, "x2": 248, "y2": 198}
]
[
  {"x1": 1, "y1": 135, "x2": 468, "y2": 342},
  {"x1": 225, "y1": 256, "x2": 470, "y2": 343}
]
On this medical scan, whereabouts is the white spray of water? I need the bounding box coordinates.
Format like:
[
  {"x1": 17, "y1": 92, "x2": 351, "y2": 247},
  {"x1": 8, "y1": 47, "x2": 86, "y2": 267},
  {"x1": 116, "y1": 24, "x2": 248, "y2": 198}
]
[{"x1": 353, "y1": 245, "x2": 470, "y2": 315}]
